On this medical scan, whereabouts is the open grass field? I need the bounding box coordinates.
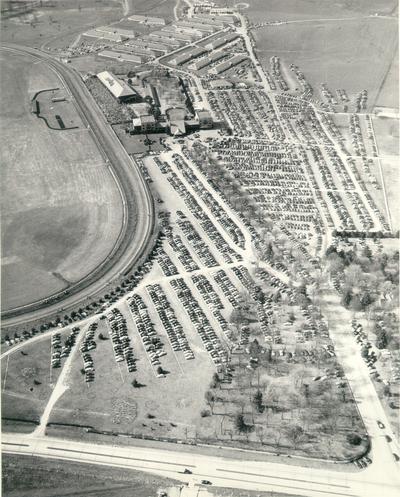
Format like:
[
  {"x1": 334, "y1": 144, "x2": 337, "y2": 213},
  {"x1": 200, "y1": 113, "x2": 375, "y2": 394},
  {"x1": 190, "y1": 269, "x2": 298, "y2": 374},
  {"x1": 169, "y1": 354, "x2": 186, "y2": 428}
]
[
  {"x1": 373, "y1": 46, "x2": 399, "y2": 110},
  {"x1": 239, "y1": 0, "x2": 398, "y2": 22},
  {"x1": 253, "y1": 17, "x2": 397, "y2": 109},
  {"x1": 0, "y1": 50, "x2": 124, "y2": 312},
  {"x1": 2, "y1": 453, "x2": 180, "y2": 497},
  {"x1": 0, "y1": 0, "x2": 124, "y2": 50},
  {"x1": 127, "y1": 0, "x2": 176, "y2": 20},
  {"x1": 380, "y1": 158, "x2": 400, "y2": 231},
  {"x1": 372, "y1": 116, "x2": 399, "y2": 157},
  {"x1": 1, "y1": 333, "x2": 64, "y2": 429}
]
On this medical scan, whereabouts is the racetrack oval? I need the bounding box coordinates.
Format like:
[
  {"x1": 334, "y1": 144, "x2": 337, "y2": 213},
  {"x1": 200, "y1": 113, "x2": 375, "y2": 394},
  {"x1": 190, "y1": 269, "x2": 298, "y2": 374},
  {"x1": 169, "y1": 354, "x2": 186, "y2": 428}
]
[
  {"x1": 0, "y1": 50, "x2": 125, "y2": 313},
  {"x1": 1, "y1": 46, "x2": 154, "y2": 327}
]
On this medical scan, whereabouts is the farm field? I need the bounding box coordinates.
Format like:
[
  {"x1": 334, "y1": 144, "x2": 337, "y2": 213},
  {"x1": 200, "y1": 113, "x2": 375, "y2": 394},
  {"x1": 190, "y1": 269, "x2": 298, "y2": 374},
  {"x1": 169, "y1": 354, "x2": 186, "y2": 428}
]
[
  {"x1": 253, "y1": 17, "x2": 397, "y2": 109},
  {"x1": 0, "y1": 50, "x2": 124, "y2": 312}
]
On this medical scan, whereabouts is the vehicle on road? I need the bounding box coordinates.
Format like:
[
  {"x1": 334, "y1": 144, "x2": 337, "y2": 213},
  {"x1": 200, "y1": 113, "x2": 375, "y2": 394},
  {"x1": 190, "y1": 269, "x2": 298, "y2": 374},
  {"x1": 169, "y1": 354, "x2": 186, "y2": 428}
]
[
  {"x1": 377, "y1": 420, "x2": 385, "y2": 429},
  {"x1": 386, "y1": 435, "x2": 392, "y2": 442},
  {"x1": 393, "y1": 453, "x2": 399, "y2": 462},
  {"x1": 201, "y1": 480, "x2": 212, "y2": 485},
  {"x1": 182, "y1": 468, "x2": 192, "y2": 474}
]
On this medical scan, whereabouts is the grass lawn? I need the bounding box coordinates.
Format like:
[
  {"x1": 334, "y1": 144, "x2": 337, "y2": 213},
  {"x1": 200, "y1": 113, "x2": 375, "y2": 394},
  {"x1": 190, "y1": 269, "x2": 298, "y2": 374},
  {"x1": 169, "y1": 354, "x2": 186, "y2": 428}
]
[
  {"x1": 373, "y1": 46, "x2": 399, "y2": 110},
  {"x1": 253, "y1": 17, "x2": 397, "y2": 110},
  {"x1": 243, "y1": 0, "x2": 398, "y2": 22},
  {"x1": 1, "y1": 328, "x2": 77, "y2": 427},
  {"x1": 372, "y1": 116, "x2": 399, "y2": 157},
  {"x1": 2, "y1": 453, "x2": 180, "y2": 497},
  {"x1": 0, "y1": 49, "x2": 124, "y2": 311},
  {"x1": 380, "y1": 158, "x2": 400, "y2": 231},
  {"x1": 0, "y1": 0, "x2": 123, "y2": 50}
]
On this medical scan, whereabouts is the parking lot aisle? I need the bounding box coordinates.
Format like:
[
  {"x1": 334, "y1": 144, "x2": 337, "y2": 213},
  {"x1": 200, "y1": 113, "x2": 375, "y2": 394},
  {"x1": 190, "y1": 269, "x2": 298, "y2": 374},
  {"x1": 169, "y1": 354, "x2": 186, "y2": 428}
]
[{"x1": 117, "y1": 362, "x2": 124, "y2": 383}]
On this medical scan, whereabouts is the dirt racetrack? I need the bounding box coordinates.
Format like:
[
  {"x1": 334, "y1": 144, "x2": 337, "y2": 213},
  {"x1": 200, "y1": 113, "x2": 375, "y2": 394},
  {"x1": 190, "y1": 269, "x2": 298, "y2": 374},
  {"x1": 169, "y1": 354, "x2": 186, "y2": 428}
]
[{"x1": 0, "y1": 50, "x2": 124, "y2": 312}]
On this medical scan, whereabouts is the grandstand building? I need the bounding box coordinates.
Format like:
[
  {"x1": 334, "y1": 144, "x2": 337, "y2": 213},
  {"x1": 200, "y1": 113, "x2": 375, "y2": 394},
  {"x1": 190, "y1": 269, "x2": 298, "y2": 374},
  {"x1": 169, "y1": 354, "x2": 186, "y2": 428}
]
[{"x1": 97, "y1": 71, "x2": 141, "y2": 102}]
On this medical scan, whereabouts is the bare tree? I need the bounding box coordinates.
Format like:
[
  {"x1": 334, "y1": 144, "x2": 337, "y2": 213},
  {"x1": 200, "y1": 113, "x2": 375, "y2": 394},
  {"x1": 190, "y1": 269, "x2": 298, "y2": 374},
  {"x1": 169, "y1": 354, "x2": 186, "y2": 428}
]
[{"x1": 255, "y1": 425, "x2": 265, "y2": 445}]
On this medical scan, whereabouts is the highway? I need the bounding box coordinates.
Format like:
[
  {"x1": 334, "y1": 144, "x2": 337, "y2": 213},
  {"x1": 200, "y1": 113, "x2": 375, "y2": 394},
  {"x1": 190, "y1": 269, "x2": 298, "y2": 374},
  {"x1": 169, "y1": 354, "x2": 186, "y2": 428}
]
[
  {"x1": 2, "y1": 433, "x2": 399, "y2": 497},
  {"x1": 1, "y1": 44, "x2": 156, "y2": 329}
]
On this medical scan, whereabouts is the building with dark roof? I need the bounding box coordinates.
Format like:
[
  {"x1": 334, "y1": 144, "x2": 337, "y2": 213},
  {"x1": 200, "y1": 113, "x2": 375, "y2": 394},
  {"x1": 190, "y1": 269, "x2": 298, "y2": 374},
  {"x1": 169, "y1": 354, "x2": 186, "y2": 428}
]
[{"x1": 170, "y1": 46, "x2": 207, "y2": 66}]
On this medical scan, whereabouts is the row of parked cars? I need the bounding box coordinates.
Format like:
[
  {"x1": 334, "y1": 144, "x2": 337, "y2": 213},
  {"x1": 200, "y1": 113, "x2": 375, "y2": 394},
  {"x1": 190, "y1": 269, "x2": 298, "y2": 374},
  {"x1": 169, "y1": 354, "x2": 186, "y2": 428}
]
[
  {"x1": 80, "y1": 323, "x2": 97, "y2": 354},
  {"x1": 176, "y1": 211, "x2": 218, "y2": 268},
  {"x1": 173, "y1": 153, "x2": 245, "y2": 249},
  {"x1": 154, "y1": 246, "x2": 179, "y2": 277},
  {"x1": 107, "y1": 309, "x2": 137, "y2": 373},
  {"x1": 81, "y1": 351, "x2": 95, "y2": 383},
  {"x1": 192, "y1": 274, "x2": 224, "y2": 311},
  {"x1": 127, "y1": 294, "x2": 166, "y2": 370},
  {"x1": 170, "y1": 278, "x2": 228, "y2": 365},
  {"x1": 51, "y1": 327, "x2": 80, "y2": 368},
  {"x1": 167, "y1": 172, "x2": 241, "y2": 264},
  {"x1": 146, "y1": 284, "x2": 195, "y2": 361},
  {"x1": 164, "y1": 226, "x2": 200, "y2": 273},
  {"x1": 212, "y1": 138, "x2": 321, "y2": 251},
  {"x1": 213, "y1": 269, "x2": 240, "y2": 309}
]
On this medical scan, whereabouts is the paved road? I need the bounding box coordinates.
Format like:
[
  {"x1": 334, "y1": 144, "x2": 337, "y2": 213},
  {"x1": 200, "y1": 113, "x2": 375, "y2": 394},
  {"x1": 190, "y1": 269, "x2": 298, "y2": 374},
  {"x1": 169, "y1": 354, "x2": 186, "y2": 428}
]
[
  {"x1": 2, "y1": 433, "x2": 399, "y2": 497},
  {"x1": 320, "y1": 291, "x2": 400, "y2": 480},
  {"x1": 1, "y1": 44, "x2": 156, "y2": 329}
]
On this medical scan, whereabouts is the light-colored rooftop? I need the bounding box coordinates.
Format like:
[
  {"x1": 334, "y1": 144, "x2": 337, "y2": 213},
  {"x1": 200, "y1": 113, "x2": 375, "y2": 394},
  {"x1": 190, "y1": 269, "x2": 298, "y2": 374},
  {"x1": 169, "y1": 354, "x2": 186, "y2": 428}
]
[{"x1": 97, "y1": 71, "x2": 137, "y2": 99}]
